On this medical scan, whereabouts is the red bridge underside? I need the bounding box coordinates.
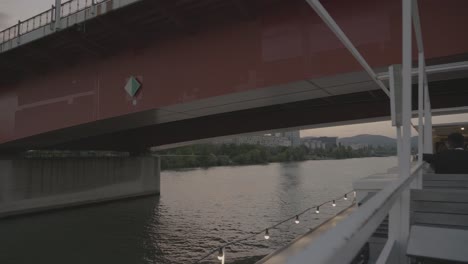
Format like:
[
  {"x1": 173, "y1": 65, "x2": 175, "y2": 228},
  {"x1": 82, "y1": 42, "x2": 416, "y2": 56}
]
[{"x1": 1, "y1": 0, "x2": 468, "y2": 152}]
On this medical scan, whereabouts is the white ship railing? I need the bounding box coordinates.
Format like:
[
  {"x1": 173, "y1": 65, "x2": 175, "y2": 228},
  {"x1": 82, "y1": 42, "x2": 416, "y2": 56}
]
[
  {"x1": 286, "y1": 163, "x2": 423, "y2": 264},
  {"x1": 290, "y1": 0, "x2": 437, "y2": 263}
]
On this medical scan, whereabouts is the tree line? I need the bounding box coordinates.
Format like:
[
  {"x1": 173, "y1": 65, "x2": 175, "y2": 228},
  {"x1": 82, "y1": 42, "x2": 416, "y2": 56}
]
[{"x1": 155, "y1": 143, "x2": 396, "y2": 170}]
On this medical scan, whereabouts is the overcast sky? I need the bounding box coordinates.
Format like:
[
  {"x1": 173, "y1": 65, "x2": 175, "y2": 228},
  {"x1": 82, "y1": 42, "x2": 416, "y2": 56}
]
[
  {"x1": 302, "y1": 113, "x2": 468, "y2": 138},
  {"x1": 2, "y1": 0, "x2": 466, "y2": 139},
  {"x1": 1, "y1": 0, "x2": 53, "y2": 30}
]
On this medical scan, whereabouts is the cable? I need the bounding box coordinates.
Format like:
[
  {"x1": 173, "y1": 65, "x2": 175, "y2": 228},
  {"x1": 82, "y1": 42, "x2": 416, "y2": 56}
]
[{"x1": 193, "y1": 190, "x2": 356, "y2": 263}]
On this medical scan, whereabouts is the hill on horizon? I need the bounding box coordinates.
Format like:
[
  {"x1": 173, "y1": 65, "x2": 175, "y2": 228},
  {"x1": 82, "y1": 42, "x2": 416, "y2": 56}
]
[
  {"x1": 339, "y1": 134, "x2": 395, "y2": 147},
  {"x1": 338, "y1": 134, "x2": 418, "y2": 148}
]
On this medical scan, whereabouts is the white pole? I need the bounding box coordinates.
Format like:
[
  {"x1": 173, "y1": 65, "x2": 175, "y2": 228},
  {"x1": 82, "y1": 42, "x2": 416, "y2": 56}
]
[
  {"x1": 412, "y1": 0, "x2": 424, "y2": 53},
  {"x1": 416, "y1": 53, "x2": 425, "y2": 189},
  {"x1": 377, "y1": 61, "x2": 468, "y2": 81},
  {"x1": 55, "y1": 0, "x2": 61, "y2": 31},
  {"x1": 397, "y1": 1, "x2": 413, "y2": 263},
  {"x1": 389, "y1": 61, "x2": 409, "y2": 263},
  {"x1": 401, "y1": 0, "x2": 413, "y2": 179},
  {"x1": 417, "y1": 52, "x2": 424, "y2": 164},
  {"x1": 424, "y1": 82, "x2": 433, "y2": 154},
  {"x1": 412, "y1": 0, "x2": 434, "y2": 156}
]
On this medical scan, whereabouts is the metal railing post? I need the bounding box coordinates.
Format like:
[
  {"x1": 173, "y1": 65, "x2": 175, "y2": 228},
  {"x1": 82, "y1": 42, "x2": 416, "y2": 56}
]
[
  {"x1": 55, "y1": 0, "x2": 62, "y2": 31},
  {"x1": 413, "y1": 0, "x2": 433, "y2": 156},
  {"x1": 50, "y1": 5, "x2": 55, "y2": 30},
  {"x1": 423, "y1": 83, "x2": 433, "y2": 154},
  {"x1": 392, "y1": 1, "x2": 413, "y2": 263},
  {"x1": 17, "y1": 20, "x2": 22, "y2": 45},
  {"x1": 389, "y1": 62, "x2": 409, "y2": 264},
  {"x1": 416, "y1": 52, "x2": 425, "y2": 189},
  {"x1": 417, "y1": 52, "x2": 424, "y2": 165}
]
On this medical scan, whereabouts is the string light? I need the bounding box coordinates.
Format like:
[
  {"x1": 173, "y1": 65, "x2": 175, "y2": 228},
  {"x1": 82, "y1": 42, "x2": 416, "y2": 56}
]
[
  {"x1": 217, "y1": 248, "x2": 224, "y2": 261},
  {"x1": 195, "y1": 190, "x2": 356, "y2": 264}
]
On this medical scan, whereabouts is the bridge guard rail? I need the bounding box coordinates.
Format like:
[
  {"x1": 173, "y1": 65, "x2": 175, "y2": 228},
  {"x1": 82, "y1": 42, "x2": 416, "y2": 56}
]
[
  {"x1": 286, "y1": 163, "x2": 423, "y2": 264},
  {"x1": 0, "y1": 0, "x2": 108, "y2": 45}
]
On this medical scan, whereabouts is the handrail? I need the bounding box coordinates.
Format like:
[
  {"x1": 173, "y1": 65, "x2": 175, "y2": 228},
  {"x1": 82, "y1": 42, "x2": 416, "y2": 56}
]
[
  {"x1": 286, "y1": 163, "x2": 423, "y2": 264},
  {"x1": 61, "y1": 0, "x2": 106, "y2": 18},
  {"x1": 376, "y1": 60, "x2": 468, "y2": 81},
  {"x1": 0, "y1": 0, "x2": 108, "y2": 45}
]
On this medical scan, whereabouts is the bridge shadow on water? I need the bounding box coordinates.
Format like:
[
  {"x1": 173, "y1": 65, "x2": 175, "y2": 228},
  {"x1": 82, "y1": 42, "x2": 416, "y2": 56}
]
[{"x1": 0, "y1": 196, "x2": 169, "y2": 264}]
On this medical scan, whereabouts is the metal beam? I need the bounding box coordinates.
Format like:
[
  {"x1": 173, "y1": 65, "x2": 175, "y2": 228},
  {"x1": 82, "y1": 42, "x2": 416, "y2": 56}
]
[
  {"x1": 412, "y1": 0, "x2": 434, "y2": 155},
  {"x1": 401, "y1": 0, "x2": 413, "y2": 178},
  {"x1": 418, "y1": 52, "x2": 424, "y2": 164},
  {"x1": 424, "y1": 81, "x2": 434, "y2": 154},
  {"x1": 398, "y1": 1, "x2": 413, "y2": 263},
  {"x1": 377, "y1": 61, "x2": 468, "y2": 80},
  {"x1": 389, "y1": 65, "x2": 402, "y2": 127},
  {"x1": 412, "y1": 0, "x2": 424, "y2": 53},
  {"x1": 304, "y1": 0, "x2": 390, "y2": 97}
]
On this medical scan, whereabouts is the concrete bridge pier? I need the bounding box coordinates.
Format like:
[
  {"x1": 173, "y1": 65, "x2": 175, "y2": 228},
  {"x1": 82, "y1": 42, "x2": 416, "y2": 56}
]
[{"x1": 0, "y1": 156, "x2": 160, "y2": 218}]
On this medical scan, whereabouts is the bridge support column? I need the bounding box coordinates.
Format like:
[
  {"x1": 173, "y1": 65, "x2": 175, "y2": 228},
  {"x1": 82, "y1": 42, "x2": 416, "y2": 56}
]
[
  {"x1": 0, "y1": 156, "x2": 160, "y2": 218},
  {"x1": 0, "y1": 160, "x2": 13, "y2": 204}
]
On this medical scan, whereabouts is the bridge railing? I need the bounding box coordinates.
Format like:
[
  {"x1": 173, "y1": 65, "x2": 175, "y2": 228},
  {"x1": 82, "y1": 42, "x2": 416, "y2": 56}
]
[
  {"x1": 286, "y1": 163, "x2": 423, "y2": 264},
  {"x1": 0, "y1": 0, "x2": 108, "y2": 45},
  {"x1": 20, "y1": 9, "x2": 55, "y2": 35},
  {"x1": 61, "y1": 0, "x2": 107, "y2": 18},
  {"x1": 0, "y1": 7, "x2": 55, "y2": 45},
  {"x1": 0, "y1": 24, "x2": 19, "y2": 45}
]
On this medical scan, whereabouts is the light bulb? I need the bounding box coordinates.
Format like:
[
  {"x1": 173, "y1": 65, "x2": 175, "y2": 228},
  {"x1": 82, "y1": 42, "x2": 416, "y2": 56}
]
[
  {"x1": 354, "y1": 191, "x2": 356, "y2": 197},
  {"x1": 462, "y1": 127, "x2": 465, "y2": 131},
  {"x1": 344, "y1": 194, "x2": 348, "y2": 200},
  {"x1": 264, "y1": 229, "x2": 270, "y2": 240},
  {"x1": 217, "y1": 248, "x2": 224, "y2": 261},
  {"x1": 316, "y1": 206, "x2": 320, "y2": 214},
  {"x1": 332, "y1": 200, "x2": 336, "y2": 207},
  {"x1": 295, "y1": 215, "x2": 300, "y2": 224}
]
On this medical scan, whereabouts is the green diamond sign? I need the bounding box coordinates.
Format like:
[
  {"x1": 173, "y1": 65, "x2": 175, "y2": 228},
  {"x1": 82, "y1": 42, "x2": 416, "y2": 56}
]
[{"x1": 124, "y1": 76, "x2": 141, "y2": 97}]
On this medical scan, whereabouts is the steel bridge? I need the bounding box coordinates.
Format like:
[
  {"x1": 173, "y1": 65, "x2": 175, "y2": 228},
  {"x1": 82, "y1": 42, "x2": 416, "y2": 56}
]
[{"x1": 0, "y1": 0, "x2": 467, "y2": 154}]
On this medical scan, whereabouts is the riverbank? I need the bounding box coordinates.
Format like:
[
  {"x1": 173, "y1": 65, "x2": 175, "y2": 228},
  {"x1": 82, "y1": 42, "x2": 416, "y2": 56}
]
[{"x1": 156, "y1": 143, "x2": 396, "y2": 171}]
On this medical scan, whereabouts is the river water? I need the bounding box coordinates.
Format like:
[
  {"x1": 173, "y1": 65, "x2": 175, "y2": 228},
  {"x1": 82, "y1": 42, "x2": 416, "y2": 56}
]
[{"x1": 0, "y1": 157, "x2": 397, "y2": 264}]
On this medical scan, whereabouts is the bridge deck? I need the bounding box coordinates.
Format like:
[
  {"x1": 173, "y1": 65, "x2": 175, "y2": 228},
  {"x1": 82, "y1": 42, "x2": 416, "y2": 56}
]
[{"x1": 1, "y1": 0, "x2": 468, "y2": 152}]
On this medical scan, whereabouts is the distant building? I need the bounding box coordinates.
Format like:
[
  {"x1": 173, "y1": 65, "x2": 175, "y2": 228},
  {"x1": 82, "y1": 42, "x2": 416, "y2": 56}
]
[
  {"x1": 272, "y1": 131, "x2": 301, "y2": 146},
  {"x1": 213, "y1": 134, "x2": 292, "y2": 147},
  {"x1": 302, "y1": 139, "x2": 326, "y2": 149},
  {"x1": 344, "y1": 143, "x2": 369, "y2": 150},
  {"x1": 301, "y1": 136, "x2": 338, "y2": 149},
  {"x1": 283, "y1": 131, "x2": 301, "y2": 147},
  {"x1": 212, "y1": 130, "x2": 301, "y2": 147}
]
